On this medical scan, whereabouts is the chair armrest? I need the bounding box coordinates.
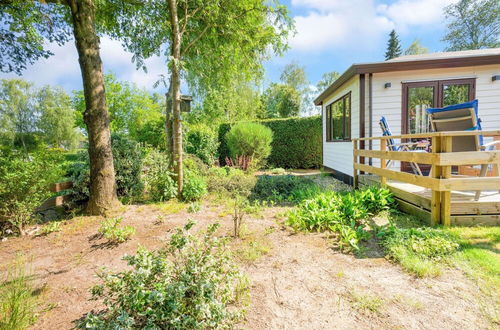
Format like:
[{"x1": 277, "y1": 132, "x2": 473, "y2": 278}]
[{"x1": 480, "y1": 140, "x2": 500, "y2": 150}]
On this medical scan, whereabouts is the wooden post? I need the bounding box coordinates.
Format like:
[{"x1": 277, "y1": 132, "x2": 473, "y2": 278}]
[
  {"x1": 430, "y1": 136, "x2": 442, "y2": 226},
  {"x1": 353, "y1": 139, "x2": 359, "y2": 189},
  {"x1": 380, "y1": 139, "x2": 387, "y2": 186},
  {"x1": 440, "y1": 136, "x2": 452, "y2": 226}
]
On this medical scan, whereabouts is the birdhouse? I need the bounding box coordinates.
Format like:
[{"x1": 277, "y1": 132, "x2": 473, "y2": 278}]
[{"x1": 166, "y1": 94, "x2": 193, "y2": 113}]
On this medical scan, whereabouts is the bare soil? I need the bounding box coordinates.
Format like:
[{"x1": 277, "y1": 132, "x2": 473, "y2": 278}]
[{"x1": 0, "y1": 198, "x2": 490, "y2": 329}]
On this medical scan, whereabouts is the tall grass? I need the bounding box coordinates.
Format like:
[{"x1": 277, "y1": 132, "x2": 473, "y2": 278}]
[{"x1": 0, "y1": 260, "x2": 40, "y2": 330}]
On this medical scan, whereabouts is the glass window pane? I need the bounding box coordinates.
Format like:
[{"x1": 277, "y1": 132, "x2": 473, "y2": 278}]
[
  {"x1": 332, "y1": 100, "x2": 344, "y2": 140},
  {"x1": 344, "y1": 95, "x2": 350, "y2": 139},
  {"x1": 443, "y1": 84, "x2": 469, "y2": 107},
  {"x1": 408, "y1": 86, "x2": 434, "y2": 134}
]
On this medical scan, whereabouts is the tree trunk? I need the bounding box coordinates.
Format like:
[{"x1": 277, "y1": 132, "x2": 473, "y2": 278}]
[
  {"x1": 167, "y1": 0, "x2": 183, "y2": 195},
  {"x1": 165, "y1": 80, "x2": 174, "y2": 164},
  {"x1": 67, "y1": 0, "x2": 120, "y2": 215}
]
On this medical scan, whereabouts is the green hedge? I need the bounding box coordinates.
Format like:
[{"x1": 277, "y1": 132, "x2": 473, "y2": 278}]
[{"x1": 218, "y1": 116, "x2": 321, "y2": 169}]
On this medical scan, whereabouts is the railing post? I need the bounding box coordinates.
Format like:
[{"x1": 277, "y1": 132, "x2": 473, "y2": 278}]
[
  {"x1": 440, "y1": 136, "x2": 452, "y2": 226},
  {"x1": 430, "y1": 136, "x2": 442, "y2": 226},
  {"x1": 380, "y1": 139, "x2": 387, "y2": 187},
  {"x1": 353, "y1": 139, "x2": 359, "y2": 189}
]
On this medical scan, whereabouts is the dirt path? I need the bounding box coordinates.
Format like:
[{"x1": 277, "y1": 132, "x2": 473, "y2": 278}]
[{"x1": 0, "y1": 202, "x2": 489, "y2": 329}]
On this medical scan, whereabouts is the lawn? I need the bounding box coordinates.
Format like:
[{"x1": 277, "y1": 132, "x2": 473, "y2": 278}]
[{"x1": 0, "y1": 173, "x2": 498, "y2": 329}]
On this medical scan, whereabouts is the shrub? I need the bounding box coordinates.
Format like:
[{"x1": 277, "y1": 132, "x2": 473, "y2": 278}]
[
  {"x1": 68, "y1": 134, "x2": 144, "y2": 204},
  {"x1": 183, "y1": 154, "x2": 209, "y2": 176},
  {"x1": 78, "y1": 221, "x2": 248, "y2": 329},
  {"x1": 286, "y1": 187, "x2": 394, "y2": 252},
  {"x1": 0, "y1": 149, "x2": 64, "y2": 236},
  {"x1": 181, "y1": 172, "x2": 208, "y2": 202},
  {"x1": 377, "y1": 225, "x2": 460, "y2": 277},
  {"x1": 250, "y1": 175, "x2": 322, "y2": 204},
  {"x1": 142, "y1": 149, "x2": 177, "y2": 202},
  {"x1": 185, "y1": 124, "x2": 219, "y2": 165},
  {"x1": 218, "y1": 116, "x2": 322, "y2": 169},
  {"x1": 206, "y1": 167, "x2": 257, "y2": 198},
  {"x1": 98, "y1": 217, "x2": 135, "y2": 244},
  {"x1": 225, "y1": 122, "x2": 273, "y2": 169}
]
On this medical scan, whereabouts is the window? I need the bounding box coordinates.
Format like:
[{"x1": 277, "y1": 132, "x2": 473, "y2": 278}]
[{"x1": 326, "y1": 92, "x2": 351, "y2": 141}]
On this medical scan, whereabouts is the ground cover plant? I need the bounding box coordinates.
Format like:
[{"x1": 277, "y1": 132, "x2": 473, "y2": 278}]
[
  {"x1": 78, "y1": 221, "x2": 248, "y2": 329},
  {"x1": 97, "y1": 218, "x2": 135, "y2": 244},
  {"x1": 250, "y1": 175, "x2": 323, "y2": 204},
  {"x1": 286, "y1": 186, "x2": 394, "y2": 252}
]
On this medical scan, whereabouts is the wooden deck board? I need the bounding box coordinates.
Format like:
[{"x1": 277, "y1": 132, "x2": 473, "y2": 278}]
[{"x1": 359, "y1": 174, "x2": 500, "y2": 219}]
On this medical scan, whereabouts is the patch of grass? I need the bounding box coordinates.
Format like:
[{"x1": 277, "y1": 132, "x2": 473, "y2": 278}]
[
  {"x1": 152, "y1": 200, "x2": 186, "y2": 214},
  {"x1": 0, "y1": 259, "x2": 42, "y2": 330},
  {"x1": 235, "y1": 235, "x2": 272, "y2": 264},
  {"x1": 347, "y1": 289, "x2": 383, "y2": 314},
  {"x1": 38, "y1": 221, "x2": 63, "y2": 236},
  {"x1": 98, "y1": 218, "x2": 135, "y2": 244}
]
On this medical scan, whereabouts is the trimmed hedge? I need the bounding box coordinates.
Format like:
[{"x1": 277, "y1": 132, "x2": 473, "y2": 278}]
[{"x1": 218, "y1": 116, "x2": 321, "y2": 169}]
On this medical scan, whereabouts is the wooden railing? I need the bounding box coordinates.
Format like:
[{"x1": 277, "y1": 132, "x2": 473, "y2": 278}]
[
  {"x1": 37, "y1": 181, "x2": 74, "y2": 211},
  {"x1": 353, "y1": 130, "x2": 500, "y2": 226}
]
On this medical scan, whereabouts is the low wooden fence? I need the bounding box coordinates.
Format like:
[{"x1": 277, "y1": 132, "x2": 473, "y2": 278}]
[
  {"x1": 37, "y1": 181, "x2": 74, "y2": 211},
  {"x1": 353, "y1": 130, "x2": 500, "y2": 226}
]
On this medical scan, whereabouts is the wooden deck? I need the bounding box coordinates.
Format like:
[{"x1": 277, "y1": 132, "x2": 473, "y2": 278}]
[
  {"x1": 353, "y1": 130, "x2": 500, "y2": 226},
  {"x1": 360, "y1": 175, "x2": 500, "y2": 226}
]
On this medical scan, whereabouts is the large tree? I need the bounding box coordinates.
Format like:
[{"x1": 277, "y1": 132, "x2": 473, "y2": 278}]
[
  {"x1": 279, "y1": 62, "x2": 313, "y2": 114},
  {"x1": 385, "y1": 29, "x2": 402, "y2": 60},
  {"x1": 103, "y1": 0, "x2": 292, "y2": 194},
  {"x1": 316, "y1": 71, "x2": 340, "y2": 93},
  {"x1": 442, "y1": 0, "x2": 500, "y2": 51},
  {"x1": 0, "y1": 0, "x2": 119, "y2": 214},
  {"x1": 262, "y1": 83, "x2": 300, "y2": 118},
  {"x1": 404, "y1": 39, "x2": 429, "y2": 55}
]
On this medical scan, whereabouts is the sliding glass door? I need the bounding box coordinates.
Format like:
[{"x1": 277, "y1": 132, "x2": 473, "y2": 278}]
[{"x1": 401, "y1": 78, "x2": 475, "y2": 173}]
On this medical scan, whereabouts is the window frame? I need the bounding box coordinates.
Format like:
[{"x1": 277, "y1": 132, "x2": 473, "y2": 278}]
[{"x1": 325, "y1": 92, "x2": 351, "y2": 142}]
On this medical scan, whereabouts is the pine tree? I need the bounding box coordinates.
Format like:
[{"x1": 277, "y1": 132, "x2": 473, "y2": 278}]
[{"x1": 385, "y1": 30, "x2": 402, "y2": 60}]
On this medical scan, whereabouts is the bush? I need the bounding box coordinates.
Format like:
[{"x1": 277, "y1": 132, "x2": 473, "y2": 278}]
[
  {"x1": 377, "y1": 225, "x2": 460, "y2": 277},
  {"x1": 206, "y1": 167, "x2": 257, "y2": 198},
  {"x1": 185, "y1": 124, "x2": 219, "y2": 165},
  {"x1": 181, "y1": 172, "x2": 208, "y2": 202},
  {"x1": 68, "y1": 134, "x2": 144, "y2": 204},
  {"x1": 286, "y1": 187, "x2": 394, "y2": 252},
  {"x1": 142, "y1": 149, "x2": 177, "y2": 202},
  {"x1": 218, "y1": 116, "x2": 321, "y2": 169},
  {"x1": 225, "y1": 122, "x2": 273, "y2": 169},
  {"x1": 0, "y1": 149, "x2": 64, "y2": 235},
  {"x1": 78, "y1": 221, "x2": 248, "y2": 329},
  {"x1": 98, "y1": 217, "x2": 135, "y2": 244},
  {"x1": 250, "y1": 175, "x2": 322, "y2": 204}
]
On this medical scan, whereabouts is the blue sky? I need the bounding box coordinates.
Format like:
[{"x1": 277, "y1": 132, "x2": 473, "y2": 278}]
[{"x1": 0, "y1": 0, "x2": 457, "y2": 94}]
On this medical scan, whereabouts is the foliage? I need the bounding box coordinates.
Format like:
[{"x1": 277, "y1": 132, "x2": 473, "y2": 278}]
[
  {"x1": 279, "y1": 62, "x2": 314, "y2": 115},
  {"x1": 73, "y1": 73, "x2": 165, "y2": 148},
  {"x1": 0, "y1": 259, "x2": 41, "y2": 330},
  {"x1": 225, "y1": 122, "x2": 273, "y2": 169},
  {"x1": 0, "y1": 1, "x2": 71, "y2": 74},
  {"x1": 385, "y1": 29, "x2": 402, "y2": 60},
  {"x1": 262, "y1": 83, "x2": 301, "y2": 118},
  {"x1": 181, "y1": 172, "x2": 208, "y2": 202},
  {"x1": 68, "y1": 134, "x2": 144, "y2": 204},
  {"x1": 404, "y1": 39, "x2": 429, "y2": 55},
  {"x1": 286, "y1": 187, "x2": 394, "y2": 252},
  {"x1": 270, "y1": 168, "x2": 286, "y2": 175},
  {"x1": 377, "y1": 224, "x2": 460, "y2": 277},
  {"x1": 184, "y1": 124, "x2": 219, "y2": 165},
  {"x1": 0, "y1": 149, "x2": 64, "y2": 236},
  {"x1": 78, "y1": 221, "x2": 248, "y2": 329},
  {"x1": 187, "y1": 201, "x2": 201, "y2": 213},
  {"x1": 98, "y1": 218, "x2": 135, "y2": 244},
  {"x1": 0, "y1": 79, "x2": 80, "y2": 151},
  {"x1": 442, "y1": 0, "x2": 500, "y2": 51},
  {"x1": 218, "y1": 116, "x2": 322, "y2": 169},
  {"x1": 316, "y1": 71, "x2": 340, "y2": 93},
  {"x1": 142, "y1": 149, "x2": 177, "y2": 202},
  {"x1": 250, "y1": 175, "x2": 322, "y2": 204},
  {"x1": 206, "y1": 167, "x2": 257, "y2": 198},
  {"x1": 38, "y1": 221, "x2": 62, "y2": 236},
  {"x1": 231, "y1": 196, "x2": 249, "y2": 238}
]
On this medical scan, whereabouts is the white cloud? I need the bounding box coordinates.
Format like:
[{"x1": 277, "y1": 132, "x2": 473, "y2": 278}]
[
  {"x1": 377, "y1": 0, "x2": 457, "y2": 29},
  {"x1": 288, "y1": 0, "x2": 454, "y2": 52},
  {"x1": 0, "y1": 36, "x2": 168, "y2": 93}
]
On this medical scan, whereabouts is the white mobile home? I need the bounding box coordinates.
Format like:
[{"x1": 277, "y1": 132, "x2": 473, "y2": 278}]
[{"x1": 314, "y1": 48, "x2": 500, "y2": 185}]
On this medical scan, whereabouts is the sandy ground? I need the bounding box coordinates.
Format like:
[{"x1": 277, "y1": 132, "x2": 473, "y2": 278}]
[{"x1": 0, "y1": 200, "x2": 490, "y2": 329}]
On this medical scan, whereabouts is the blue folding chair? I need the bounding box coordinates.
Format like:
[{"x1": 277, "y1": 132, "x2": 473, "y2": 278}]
[
  {"x1": 426, "y1": 100, "x2": 500, "y2": 200},
  {"x1": 379, "y1": 116, "x2": 428, "y2": 176}
]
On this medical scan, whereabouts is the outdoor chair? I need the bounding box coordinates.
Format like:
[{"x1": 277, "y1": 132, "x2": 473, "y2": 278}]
[
  {"x1": 379, "y1": 116, "x2": 428, "y2": 176},
  {"x1": 426, "y1": 99, "x2": 500, "y2": 200}
]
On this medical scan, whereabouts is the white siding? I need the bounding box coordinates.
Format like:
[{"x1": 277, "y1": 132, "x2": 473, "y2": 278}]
[
  {"x1": 370, "y1": 64, "x2": 500, "y2": 169},
  {"x1": 323, "y1": 76, "x2": 359, "y2": 176}
]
